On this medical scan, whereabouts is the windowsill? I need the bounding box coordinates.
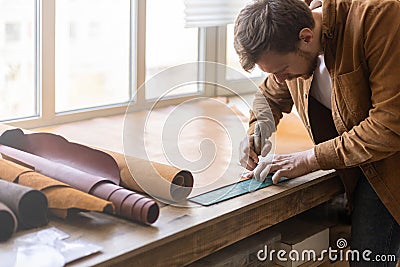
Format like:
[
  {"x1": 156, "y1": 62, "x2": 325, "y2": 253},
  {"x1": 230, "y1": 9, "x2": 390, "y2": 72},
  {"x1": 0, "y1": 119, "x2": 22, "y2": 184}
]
[{"x1": 33, "y1": 95, "x2": 313, "y2": 155}]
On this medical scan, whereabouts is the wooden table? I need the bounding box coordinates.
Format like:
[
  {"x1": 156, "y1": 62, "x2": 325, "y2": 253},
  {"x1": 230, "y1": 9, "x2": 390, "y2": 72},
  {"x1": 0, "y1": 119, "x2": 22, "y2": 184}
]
[
  {"x1": 0, "y1": 98, "x2": 343, "y2": 266},
  {"x1": 0, "y1": 169, "x2": 343, "y2": 266}
]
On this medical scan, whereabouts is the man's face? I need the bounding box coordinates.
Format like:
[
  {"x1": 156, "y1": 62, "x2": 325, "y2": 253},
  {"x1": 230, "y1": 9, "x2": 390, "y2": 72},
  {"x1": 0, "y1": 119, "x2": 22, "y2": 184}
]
[{"x1": 256, "y1": 48, "x2": 318, "y2": 84}]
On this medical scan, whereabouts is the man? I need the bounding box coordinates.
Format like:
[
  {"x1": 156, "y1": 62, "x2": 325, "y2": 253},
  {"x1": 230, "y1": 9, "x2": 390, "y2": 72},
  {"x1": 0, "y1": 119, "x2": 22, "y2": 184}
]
[{"x1": 234, "y1": 0, "x2": 400, "y2": 265}]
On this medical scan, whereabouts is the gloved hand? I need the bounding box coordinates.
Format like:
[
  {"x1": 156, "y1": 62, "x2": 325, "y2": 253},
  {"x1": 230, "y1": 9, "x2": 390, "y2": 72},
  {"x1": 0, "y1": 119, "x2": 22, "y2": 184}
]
[
  {"x1": 239, "y1": 122, "x2": 273, "y2": 170},
  {"x1": 253, "y1": 121, "x2": 273, "y2": 157},
  {"x1": 252, "y1": 148, "x2": 321, "y2": 184},
  {"x1": 239, "y1": 135, "x2": 259, "y2": 170}
]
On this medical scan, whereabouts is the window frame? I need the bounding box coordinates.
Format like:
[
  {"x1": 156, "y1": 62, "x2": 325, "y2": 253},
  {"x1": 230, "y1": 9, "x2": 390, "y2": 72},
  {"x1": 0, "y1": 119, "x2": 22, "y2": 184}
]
[
  {"x1": 215, "y1": 26, "x2": 265, "y2": 96},
  {"x1": 5, "y1": 0, "x2": 260, "y2": 129}
]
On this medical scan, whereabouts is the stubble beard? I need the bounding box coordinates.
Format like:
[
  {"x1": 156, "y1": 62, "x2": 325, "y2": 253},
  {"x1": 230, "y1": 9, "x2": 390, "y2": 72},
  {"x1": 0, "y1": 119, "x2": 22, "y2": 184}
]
[{"x1": 296, "y1": 48, "x2": 318, "y2": 80}]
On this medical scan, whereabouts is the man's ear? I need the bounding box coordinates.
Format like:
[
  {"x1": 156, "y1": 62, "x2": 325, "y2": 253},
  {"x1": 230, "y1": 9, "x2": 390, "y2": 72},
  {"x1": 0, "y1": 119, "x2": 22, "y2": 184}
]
[{"x1": 298, "y1": 28, "x2": 314, "y2": 44}]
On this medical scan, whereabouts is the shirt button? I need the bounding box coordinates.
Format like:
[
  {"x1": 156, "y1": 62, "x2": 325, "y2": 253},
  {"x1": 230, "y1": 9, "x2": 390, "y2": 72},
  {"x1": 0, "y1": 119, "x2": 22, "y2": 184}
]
[{"x1": 304, "y1": 93, "x2": 308, "y2": 99}]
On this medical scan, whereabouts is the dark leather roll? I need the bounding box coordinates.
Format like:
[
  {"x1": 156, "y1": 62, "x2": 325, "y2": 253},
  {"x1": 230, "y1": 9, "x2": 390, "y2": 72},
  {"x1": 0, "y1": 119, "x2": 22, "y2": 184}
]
[
  {"x1": 0, "y1": 179, "x2": 48, "y2": 229},
  {"x1": 0, "y1": 202, "x2": 17, "y2": 241}
]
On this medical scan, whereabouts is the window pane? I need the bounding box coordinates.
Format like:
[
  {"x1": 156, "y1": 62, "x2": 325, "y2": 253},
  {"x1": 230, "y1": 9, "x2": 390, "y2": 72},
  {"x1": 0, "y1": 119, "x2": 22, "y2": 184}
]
[
  {"x1": 0, "y1": 0, "x2": 37, "y2": 121},
  {"x1": 146, "y1": 0, "x2": 199, "y2": 100},
  {"x1": 55, "y1": 0, "x2": 131, "y2": 112},
  {"x1": 226, "y1": 24, "x2": 262, "y2": 80}
]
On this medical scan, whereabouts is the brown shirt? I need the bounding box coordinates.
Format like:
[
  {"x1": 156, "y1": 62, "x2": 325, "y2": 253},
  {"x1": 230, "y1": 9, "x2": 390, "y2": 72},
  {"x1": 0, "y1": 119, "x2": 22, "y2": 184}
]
[{"x1": 249, "y1": 0, "x2": 400, "y2": 223}]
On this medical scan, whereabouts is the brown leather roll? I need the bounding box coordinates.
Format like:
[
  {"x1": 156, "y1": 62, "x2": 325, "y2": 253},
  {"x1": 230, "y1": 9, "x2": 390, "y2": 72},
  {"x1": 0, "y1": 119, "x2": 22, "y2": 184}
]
[
  {"x1": 0, "y1": 179, "x2": 48, "y2": 229},
  {"x1": 0, "y1": 202, "x2": 17, "y2": 241}
]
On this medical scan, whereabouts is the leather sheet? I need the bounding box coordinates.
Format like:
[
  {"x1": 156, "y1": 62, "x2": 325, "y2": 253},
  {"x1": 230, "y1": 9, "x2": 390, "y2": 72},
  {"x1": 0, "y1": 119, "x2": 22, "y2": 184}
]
[
  {"x1": 0, "y1": 179, "x2": 48, "y2": 229},
  {"x1": 0, "y1": 158, "x2": 113, "y2": 219},
  {"x1": 0, "y1": 128, "x2": 120, "y2": 184},
  {"x1": 0, "y1": 202, "x2": 17, "y2": 241},
  {"x1": 0, "y1": 144, "x2": 159, "y2": 224}
]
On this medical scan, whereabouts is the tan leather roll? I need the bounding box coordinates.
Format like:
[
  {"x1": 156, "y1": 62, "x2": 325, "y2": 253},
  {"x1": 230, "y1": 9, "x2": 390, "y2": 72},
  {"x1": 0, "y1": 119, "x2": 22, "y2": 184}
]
[{"x1": 105, "y1": 150, "x2": 193, "y2": 202}]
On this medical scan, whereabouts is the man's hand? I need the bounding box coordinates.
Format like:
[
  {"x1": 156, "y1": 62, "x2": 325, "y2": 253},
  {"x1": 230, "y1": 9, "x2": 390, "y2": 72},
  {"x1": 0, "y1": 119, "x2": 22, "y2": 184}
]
[
  {"x1": 252, "y1": 148, "x2": 320, "y2": 184},
  {"x1": 239, "y1": 135, "x2": 259, "y2": 170},
  {"x1": 240, "y1": 120, "x2": 274, "y2": 171},
  {"x1": 253, "y1": 122, "x2": 273, "y2": 157},
  {"x1": 239, "y1": 135, "x2": 273, "y2": 171}
]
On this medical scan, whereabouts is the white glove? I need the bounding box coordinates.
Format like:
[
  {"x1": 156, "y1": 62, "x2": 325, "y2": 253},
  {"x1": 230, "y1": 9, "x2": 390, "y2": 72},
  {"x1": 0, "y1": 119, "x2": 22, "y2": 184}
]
[
  {"x1": 253, "y1": 122, "x2": 272, "y2": 157},
  {"x1": 253, "y1": 154, "x2": 274, "y2": 182}
]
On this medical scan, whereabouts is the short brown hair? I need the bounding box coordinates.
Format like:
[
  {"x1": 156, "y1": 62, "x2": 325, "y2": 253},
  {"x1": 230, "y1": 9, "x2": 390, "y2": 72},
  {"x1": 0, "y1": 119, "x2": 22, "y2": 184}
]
[{"x1": 234, "y1": 0, "x2": 314, "y2": 71}]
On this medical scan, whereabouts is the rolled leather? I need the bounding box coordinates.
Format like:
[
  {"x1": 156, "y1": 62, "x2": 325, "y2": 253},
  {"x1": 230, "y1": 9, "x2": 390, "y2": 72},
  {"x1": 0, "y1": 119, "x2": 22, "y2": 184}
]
[
  {"x1": 0, "y1": 128, "x2": 193, "y2": 202},
  {"x1": 0, "y1": 179, "x2": 48, "y2": 229},
  {"x1": 106, "y1": 150, "x2": 194, "y2": 202},
  {"x1": 0, "y1": 145, "x2": 159, "y2": 224},
  {"x1": 0, "y1": 201, "x2": 17, "y2": 241},
  {"x1": 0, "y1": 157, "x2": 114, "y2": 219}
]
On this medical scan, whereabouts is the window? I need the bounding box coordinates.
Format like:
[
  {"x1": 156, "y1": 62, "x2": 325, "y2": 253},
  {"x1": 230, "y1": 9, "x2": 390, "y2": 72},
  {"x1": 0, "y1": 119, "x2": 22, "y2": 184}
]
[
  {"x1": 0, "y1": 0, "x2": 37, "y2": 121},
  {"x1": 55, "y1": 0, "x2": 131, "y2": 112},
  {"x1": 145, "y1": 0, "x2": 199, "y2": 100},
  {"x1": 225, "y1": 24, "x2": 263, "y2": 80},
  {"x1": 214, "y1": 24, "x2": 265, "y2": 96},
  {"x1": 5, "y1": 22, "x2": 21, "y2": 42},
  {"x1": 1, "y1": 0, "x2": 260, "y2": 127}
]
